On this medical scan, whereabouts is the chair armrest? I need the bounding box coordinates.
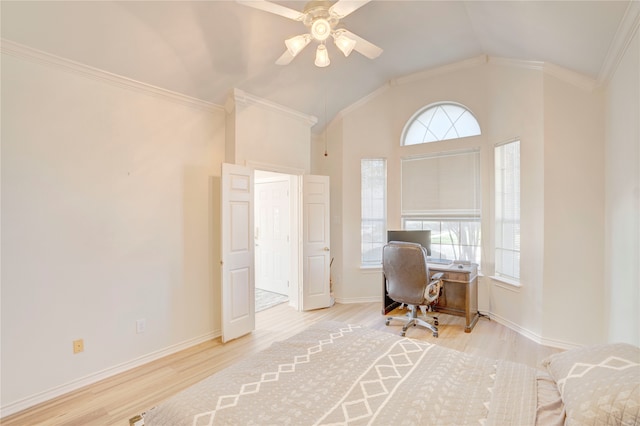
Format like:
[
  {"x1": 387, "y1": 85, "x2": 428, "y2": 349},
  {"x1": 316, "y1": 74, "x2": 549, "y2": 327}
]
[
  {"x1": 430, "y1": 272, "x2": 444, "y2": 281},
  {"x1": 424, "y1": 273, "x2": 444, "y2": 303}
]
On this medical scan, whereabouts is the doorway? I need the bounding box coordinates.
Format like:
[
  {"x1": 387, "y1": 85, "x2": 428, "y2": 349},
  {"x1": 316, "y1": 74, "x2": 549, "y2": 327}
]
[
  {"x1": 254, "y1": 170, "x2": 299, "y2": 312},
  {"x1": 220, "y1": 163, "x2": 331, "y2": 342}
]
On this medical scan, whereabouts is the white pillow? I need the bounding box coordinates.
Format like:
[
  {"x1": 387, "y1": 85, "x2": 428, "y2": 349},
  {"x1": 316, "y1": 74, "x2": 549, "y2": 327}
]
[{"x1": 542, "y1": 343, "x2": 640, "y2": 425}]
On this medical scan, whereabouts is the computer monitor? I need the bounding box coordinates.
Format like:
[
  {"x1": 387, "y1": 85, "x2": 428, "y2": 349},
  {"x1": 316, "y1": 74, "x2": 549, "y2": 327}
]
[{"x1": 387, "y1": 230, "x2": 431, "y2": 256}]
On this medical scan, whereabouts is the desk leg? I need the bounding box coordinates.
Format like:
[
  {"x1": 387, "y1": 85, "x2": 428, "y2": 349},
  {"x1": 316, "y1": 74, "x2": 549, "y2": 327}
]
[
  {"x1": 464, "y1": 275, "x2": 479, "y2": 332},
  {"x1": 465, "y1": 312, "x2": 480, "y2": 333}
]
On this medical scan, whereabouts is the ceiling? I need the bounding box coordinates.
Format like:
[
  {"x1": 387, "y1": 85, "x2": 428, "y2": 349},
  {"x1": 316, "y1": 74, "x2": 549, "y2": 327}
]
[{"x1": 1, "y1": 1, "x2": 634, "y2": 132}]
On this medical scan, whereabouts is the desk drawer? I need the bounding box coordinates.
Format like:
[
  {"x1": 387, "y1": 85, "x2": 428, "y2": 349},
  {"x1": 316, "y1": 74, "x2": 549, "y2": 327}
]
[
  {"x1": 443, "y1": 271, "x2": 470, "y2": 282},
  {"x1": 431, "y1": 271, "x2": 472, "y2": 283}
]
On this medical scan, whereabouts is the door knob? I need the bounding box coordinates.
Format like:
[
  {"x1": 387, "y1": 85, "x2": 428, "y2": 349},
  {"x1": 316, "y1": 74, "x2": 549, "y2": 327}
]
[{"x1": 323, "y1": 247, "x2": 330, "y2": 251}]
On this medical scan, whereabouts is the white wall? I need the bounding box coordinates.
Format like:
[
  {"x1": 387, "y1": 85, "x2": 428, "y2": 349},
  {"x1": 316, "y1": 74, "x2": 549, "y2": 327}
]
[
  {"x1": 228, "y1": 90, "x2": 315, "y2": 174},
  {"x1": 325, "y1": 58, "x2": 609, "y2": 348},
  {"x1": 605, "y1": 28, "x2": 640, "y2": 346},
  {"x1": 485, "y1": 62, "x2": 545, "y2": 339},
  {"x1": 542, "y1": 75, "x2": 605, "y2": 345},
  {"x1": 1, "y1": 51, "x2": 225, "y2": 413}
]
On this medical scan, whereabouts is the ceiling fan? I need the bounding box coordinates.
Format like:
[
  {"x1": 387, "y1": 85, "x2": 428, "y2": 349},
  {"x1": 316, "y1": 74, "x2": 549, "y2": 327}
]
[{"x1": 237, "y1": 0, "x2": 383, "y2": 67}]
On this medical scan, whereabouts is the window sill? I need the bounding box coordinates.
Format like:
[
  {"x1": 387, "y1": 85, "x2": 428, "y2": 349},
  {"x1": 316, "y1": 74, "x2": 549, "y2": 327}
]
[
  {"x1": 490, "y1": 275, "x2": 522, "y2": 290},
  {"x1": 360, "y1": 265, "x2": 382, "y2": 273}
]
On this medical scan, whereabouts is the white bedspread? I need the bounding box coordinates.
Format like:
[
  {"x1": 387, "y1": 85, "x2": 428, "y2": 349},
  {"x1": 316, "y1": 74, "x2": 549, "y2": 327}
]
[{"x1": 144, "y1": 321, "x2": 538, "y2": 425}]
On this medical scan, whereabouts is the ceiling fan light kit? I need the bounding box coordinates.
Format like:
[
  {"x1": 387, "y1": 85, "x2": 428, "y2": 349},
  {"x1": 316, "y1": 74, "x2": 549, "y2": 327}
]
[
  {"x1": 315, "y1": 44, "x2": 330, "y2": 67},
  {"x1": 285, "y1": 34, "x2": 311, "y2": 57},
  {"x1": 238, "y1": 0, "x2": 382, "y2": 67},
  {"x1": 333, "y1": 31, "x2": 356, "y2": 57}
]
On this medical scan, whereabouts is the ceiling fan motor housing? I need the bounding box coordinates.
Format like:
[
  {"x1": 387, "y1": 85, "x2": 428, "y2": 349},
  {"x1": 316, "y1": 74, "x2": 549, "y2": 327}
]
[{"x1": 303, "y1": 0, "x2": 339, "y2": 41}]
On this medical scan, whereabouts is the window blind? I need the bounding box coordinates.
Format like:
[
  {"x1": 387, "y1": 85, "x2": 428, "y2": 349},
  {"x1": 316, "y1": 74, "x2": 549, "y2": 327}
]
[
  {"x1": 401, "y1": 149, "x2": 481, "y2": 218},
  {"x1": 495, "y1": 140, "x2": 520, "y2": 280},
  {"x1": 361, "y1": 159, "x2": 386, "y2": 265}
]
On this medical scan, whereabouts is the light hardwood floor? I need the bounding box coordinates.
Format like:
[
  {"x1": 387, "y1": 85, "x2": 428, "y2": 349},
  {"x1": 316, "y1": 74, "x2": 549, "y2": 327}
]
[{"x1": 1, "y1": 302, "x2": 562, "y2": 426}]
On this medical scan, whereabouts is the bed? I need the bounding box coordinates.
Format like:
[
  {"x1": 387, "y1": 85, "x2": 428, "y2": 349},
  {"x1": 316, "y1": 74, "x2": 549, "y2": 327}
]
[{"x1": 138, "y1": 321, "x2": 639, "y2": 425}]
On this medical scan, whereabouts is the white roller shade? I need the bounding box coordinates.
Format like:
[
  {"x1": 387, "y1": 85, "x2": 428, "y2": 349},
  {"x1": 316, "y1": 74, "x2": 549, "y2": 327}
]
[{"x1": 401, "y1": 149, "x2": 481, "y2": 218}]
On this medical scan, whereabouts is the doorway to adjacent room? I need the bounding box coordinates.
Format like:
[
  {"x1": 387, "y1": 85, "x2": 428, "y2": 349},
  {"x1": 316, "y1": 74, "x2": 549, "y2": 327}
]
[{"x1": 254, "y1": 170, "x2": 294, "y2": 312}]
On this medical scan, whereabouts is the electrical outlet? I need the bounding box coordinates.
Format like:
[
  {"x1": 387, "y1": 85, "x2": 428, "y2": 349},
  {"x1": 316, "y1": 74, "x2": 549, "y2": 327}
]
[
  {"x1": 73, "y1": 339, "x2": 84, "y2": 354},
  {"x1": 129, "y1": 415, "x2": 144, "y2": 426},
  {"x1": 136, "y1": 319, "x2": 146, "y2": 334}
]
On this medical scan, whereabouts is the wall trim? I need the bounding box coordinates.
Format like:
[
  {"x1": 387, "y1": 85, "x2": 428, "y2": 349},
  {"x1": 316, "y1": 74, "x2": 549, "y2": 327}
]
[
  {"x1": 334, "y1": 296, "x2": 380, "y2": 304},
  {"x1": 334, "y1": 53, "x2": 601, "y2": 127},
  {"x1": 393, "y1": 54, "x2": 489, "y2": 86},
  {"x1": 543, "y1": 62, "x2": 598, "y2": 92},
  {"x1": 487, "y1": 56, "x2": 544, "y2": 72},
  {"x1": 0, "y1": 38, "x2": 223, "y2": 113},
  {"x1": 489, "y1": 56, "x2": 598, "y2": 91},
  {"x1": 246, "y1": 160, "x2": 305, "y2": 176},
  {"x1": 333, "y1": 82, "x2": 392, "y2": 124},
  {"x1": 0, "y1": 330, "x2": 219, "y2": 418},
  {"x1": 337, "y1": 297, "x2": 582, "y2": 350},
  {"x1": 487, "y1": 312, "x2": 580, "y2": 351},
  {"x1": 598, "y1": 0, "x2": 640, "y2": 85},
  {"x1": 230, "y1": 88, "x2": 318, "y2": 127},
  {"x1": 332, "y1": 55, "x2": 488, "y2": 127}
]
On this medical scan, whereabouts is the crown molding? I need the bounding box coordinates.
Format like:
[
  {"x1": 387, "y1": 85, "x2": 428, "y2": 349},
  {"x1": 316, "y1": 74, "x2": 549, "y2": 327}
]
[
  {"x1": 395, "y1": 54, "x2": 598, "y2": 93},
  {"x1": 487, "y1": 56, "x2": 544, "y2": 72},
  {"x1": 543, "y1": 62, "x2": 598, "y2": 91},
  {"x1": 333, "y1": 82, "x2": 391, "y2": 124},
  {"x1": 392, "y1": 55, "x2": 489, "y2": 86},
  {"x1": 332, "y1": 53, "x2": 598, "y2": 127},
  {"x1": 332, "y1": 55, "x2": 488, "y2": 127},
  {"x1": 0, "y1": 38, "x2": 223, "y2": 113},
  {"x1": 230, "y1": 88, "x2": 318, "y2": 127},
  {"x1": 488, "y1": 57, "x2": 598, "y2": 91},
  {"x1": 598, "y1": 0, "x2": 640, "y2": 86}
]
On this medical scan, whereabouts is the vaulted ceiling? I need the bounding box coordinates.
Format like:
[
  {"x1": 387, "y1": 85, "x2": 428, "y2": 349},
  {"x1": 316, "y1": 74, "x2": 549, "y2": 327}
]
[{"x1": 1, "y1": 1, "x2": 635, "y2": 131}]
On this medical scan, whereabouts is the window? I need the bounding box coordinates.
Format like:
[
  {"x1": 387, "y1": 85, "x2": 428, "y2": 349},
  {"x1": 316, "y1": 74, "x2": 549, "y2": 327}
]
[
  {"x1": 403, "y1": 218, "x2": 481, "y2": 264},
  {"x1": 361, "y1": 159, "x2": 386, "y2": 266},
  {"x1": 401, "y1": 150, "x2": 481, "y2": 264},
  {"x1": 402, "y1": 102, "x2": 481, "y2": 146},
  {"x1": 494, "y1": 140, "x2": 520, "y2": 281}
]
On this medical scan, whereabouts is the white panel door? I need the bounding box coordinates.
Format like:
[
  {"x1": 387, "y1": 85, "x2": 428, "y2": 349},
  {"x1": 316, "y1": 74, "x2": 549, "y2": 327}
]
[
  {"x1": 255, "y1": 179, "x2": 290, "y2": 296},
  {"x1": 301, "y1": 175, "x2": 330, "y2": 311},
  {"x1": 221, "y1": 163, "x2": 254, "y2": 342}
]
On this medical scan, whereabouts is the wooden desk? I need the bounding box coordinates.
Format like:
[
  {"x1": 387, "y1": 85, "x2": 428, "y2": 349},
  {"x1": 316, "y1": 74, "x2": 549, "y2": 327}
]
[{"x1": 382, "y1": 262, "x2": 479, "y2": 333}]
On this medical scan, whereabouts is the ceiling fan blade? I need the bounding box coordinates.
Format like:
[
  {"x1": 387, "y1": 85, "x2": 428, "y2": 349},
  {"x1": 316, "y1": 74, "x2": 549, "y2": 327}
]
[
  {"x1": 236, "y1": 0, "x2": 304, "y2": 21},
  {"x1": 329, "y1": 0, "x2": 371, "y2": 18},
  {"x1": 341, "y1": 30, "x2": 383, "y2": 59},
  {"x1": 275, "y1": 50, "x2": 295, "y2": 65}
]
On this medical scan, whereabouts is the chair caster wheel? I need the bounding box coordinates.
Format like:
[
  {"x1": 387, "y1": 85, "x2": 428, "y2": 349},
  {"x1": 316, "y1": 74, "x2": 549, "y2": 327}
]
[
  {"x1": 385, "y1": 320, "x2": 390, "y2": 326},
  {"x1": 401, "y1": 332, "x2": 406, "y2": 337},
  {"x1": 434, "y1": 320, "x2": 439, "y2": 326},
  {"x1": 433, "y1": 332, "x2": 438, "y2": 338}
]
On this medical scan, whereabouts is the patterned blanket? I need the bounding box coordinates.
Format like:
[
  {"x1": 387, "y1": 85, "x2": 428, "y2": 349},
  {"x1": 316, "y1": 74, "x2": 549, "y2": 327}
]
[{"x1": 144, "y1": 321, "x2": 538, "y2": 425}]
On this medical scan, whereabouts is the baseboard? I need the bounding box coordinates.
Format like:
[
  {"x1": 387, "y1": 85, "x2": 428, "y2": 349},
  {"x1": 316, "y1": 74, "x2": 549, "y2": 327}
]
[
  {"x1": 485, "y1": 312, "x2": 580, "y2": 350},
  {"x1": 334, "y1": 300, "x2": 581, "y2": 350},
  {"x1": 0, "y1": 330, "x2": 220, "y2": 418},
  {"x1": 334, "y1": 296, "x2": 380, "y2": 304}
]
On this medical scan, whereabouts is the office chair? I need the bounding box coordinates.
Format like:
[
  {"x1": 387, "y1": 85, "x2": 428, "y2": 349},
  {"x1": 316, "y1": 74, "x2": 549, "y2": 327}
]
[{"x1": 382, "y1": 241, "x2": 444, "y2": 337}]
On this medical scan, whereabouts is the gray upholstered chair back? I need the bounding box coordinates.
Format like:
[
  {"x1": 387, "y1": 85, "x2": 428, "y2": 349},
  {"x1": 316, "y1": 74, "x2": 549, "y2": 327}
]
[{"x1": 382, "y1": 241, "x2": 429, "y2": 305}]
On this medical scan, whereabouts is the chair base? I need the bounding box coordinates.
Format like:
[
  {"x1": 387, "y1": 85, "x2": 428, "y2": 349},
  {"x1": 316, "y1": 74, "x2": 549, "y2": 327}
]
[{"x1": 385, "y1": 305, "x2": 438, "y2": 337}]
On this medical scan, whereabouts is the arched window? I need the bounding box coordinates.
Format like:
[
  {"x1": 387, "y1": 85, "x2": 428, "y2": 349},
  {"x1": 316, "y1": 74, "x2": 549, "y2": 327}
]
[{"x1": 402, "y1": 102, "x2": 481, "y2": 146}]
